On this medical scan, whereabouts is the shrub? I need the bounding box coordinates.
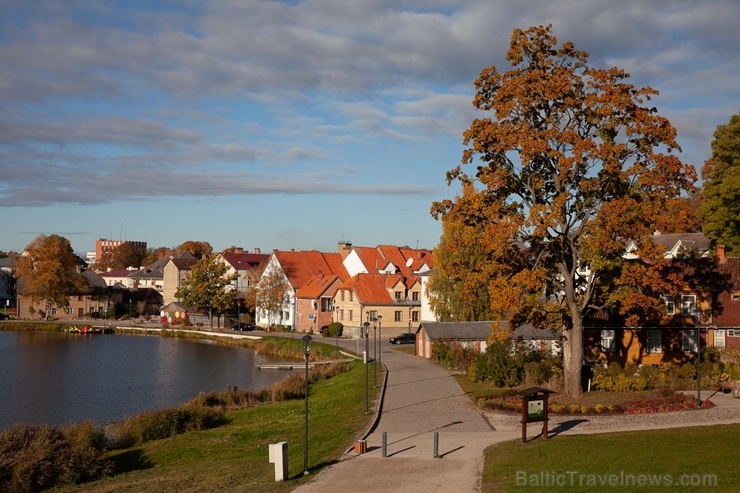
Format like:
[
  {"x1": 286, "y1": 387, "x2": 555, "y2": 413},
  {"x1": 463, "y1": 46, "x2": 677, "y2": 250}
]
[
  {"x1": 0, "y1": 421, "x2": 110, "y2": 493},
  {"x1": 323, "y1": 322, "x2": 343, "y2": 338}
]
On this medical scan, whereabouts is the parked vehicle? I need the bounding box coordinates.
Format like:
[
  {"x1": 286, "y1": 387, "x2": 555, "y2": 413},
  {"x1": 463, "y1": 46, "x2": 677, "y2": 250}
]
[
  {"x1": 388, "y1": 333, "x2": 416, "y2": 345},
  {"x1": 233, "y1": 322, "x2": 254, "y2": 331},
  {"x1": 0, "y1": 313, "x2": 10, "y2": 320}
]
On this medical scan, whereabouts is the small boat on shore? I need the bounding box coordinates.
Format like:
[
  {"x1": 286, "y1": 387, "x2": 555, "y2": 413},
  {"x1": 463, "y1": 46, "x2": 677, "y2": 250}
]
[{"x1": 65, "y1": 326, "x2": 113, "y2": 335}]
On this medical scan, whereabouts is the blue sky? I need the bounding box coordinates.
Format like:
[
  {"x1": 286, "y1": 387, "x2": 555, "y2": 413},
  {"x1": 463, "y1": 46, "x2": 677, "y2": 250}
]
[{"x1": 1, "y1": 0, "x2": 738, "y2": 256}]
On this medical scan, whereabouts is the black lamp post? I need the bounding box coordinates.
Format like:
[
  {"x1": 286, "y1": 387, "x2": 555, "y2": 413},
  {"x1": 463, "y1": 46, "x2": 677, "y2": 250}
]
[
  {"x1": 372, "y1": 316, "x2": 377, "y2": 388},
  {"x1": 696, "y1": 326, "x2": 702, "y2": 408},
  {"x1": 129, "y1": 298, "x2": 132, "y2": 327},
  {"x1": 363, "y1": 321, "x2": 370, "y2": 414},
  {"x1": 377, "y1": 315, "x2": 382, "y2": 368},
  {"x1": 302, "y1": 334, "x2": 312, "y2": 475}
]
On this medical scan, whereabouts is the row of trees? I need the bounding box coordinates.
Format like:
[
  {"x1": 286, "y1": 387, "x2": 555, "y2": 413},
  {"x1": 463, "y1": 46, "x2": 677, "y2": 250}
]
[{"x1": 428, "y1": 25, "x2": 739, "y2": 397}]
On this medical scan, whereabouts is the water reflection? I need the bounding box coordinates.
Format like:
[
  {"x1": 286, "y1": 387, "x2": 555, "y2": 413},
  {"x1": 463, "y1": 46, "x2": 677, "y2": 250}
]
[{"x1": 0, "y1": 331, "x2": 296, "y2": 429}]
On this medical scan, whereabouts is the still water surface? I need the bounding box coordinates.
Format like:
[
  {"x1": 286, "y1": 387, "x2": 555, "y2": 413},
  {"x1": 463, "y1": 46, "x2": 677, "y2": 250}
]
[{"x1": 0, "y1": 331, "x2": 295, "y2": 430}]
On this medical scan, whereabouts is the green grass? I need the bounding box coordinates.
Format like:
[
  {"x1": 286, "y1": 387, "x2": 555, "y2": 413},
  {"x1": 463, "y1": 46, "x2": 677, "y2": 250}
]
[
  {"x1": 482, "y1": 424, "x2": 740, "y2": 493},
  {"x1": 47, "y1": 359, "x2": 378, "y2": 493}
]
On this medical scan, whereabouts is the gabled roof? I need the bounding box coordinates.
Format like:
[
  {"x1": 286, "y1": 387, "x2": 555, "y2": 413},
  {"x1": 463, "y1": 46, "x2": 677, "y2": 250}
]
[
  {"x1": 338, "y1": 273, "x2": 402, "y2": 304},
  {"x1": 98, "y1": 269, "x2": 135, "y2": 279},
  {"x1": 296, "y1": 274, "x2": 341, "y2": 298},
  {"x1": 352, "y1": 246, "x2": 387, "y2": 274},
  {"x1": 273, "y1": 250, "x2": 349, "y2": 290},
  {"x1": 220, "y1": 252, "x2": 270, "y2": 270},
  {"x1": 128, "y1": 266, "x2": 164, "y2": 280}
]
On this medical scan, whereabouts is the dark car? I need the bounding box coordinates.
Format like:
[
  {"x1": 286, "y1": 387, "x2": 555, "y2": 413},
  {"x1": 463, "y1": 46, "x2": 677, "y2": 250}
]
[
  {"x1": 388, "y1": 333, "x2": 416, "y2": 345},
  {"x1": 232, "y1": 322, "x2": 254, "y2": 331},
  {"x1": 0, "y1": 313, "x2": 10, "y2": 320}
]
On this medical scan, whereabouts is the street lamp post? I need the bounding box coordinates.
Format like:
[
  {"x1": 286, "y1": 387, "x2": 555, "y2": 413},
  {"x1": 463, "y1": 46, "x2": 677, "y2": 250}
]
[
  {"x1": 129, "y1": 298, "x2": 132, "y2": 327},
  {"x1": 373, "y1": 317, "x2": 377, "y2": 388},
  {"x1": 363, "y1": 321, "x2": 370, "y2": 414},
  {"x1": 696, "y1": 326, "x2": 702, "y2": 408},
  {"x1": 377, "y1": 315, "x2": 382, "y2": 368},
  {"x1": 302, "y1": 334, "x2": 312, "y2": 475}
]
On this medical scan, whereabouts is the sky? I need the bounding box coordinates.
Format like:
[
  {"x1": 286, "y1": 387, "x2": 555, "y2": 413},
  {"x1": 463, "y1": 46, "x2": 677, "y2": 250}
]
[{"x1": 1, "y1": 0, "x2": 738, "y2": 256}]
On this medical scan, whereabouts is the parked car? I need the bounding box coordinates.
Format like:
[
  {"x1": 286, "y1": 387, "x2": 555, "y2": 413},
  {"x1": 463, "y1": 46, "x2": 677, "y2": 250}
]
[
  {"x1": 388, "y1": 333, "x2": 416, "y2": 345},
  {"x1": 232, "y1": 322, "x2": 254, "y2": 331},
  {"x1": 0, "y1": 313, "x2": 10, "y2": 320}
]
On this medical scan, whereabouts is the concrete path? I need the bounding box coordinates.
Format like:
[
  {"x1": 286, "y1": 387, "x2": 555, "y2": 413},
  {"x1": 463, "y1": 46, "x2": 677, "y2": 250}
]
[
  {"x1": 293, "y1": 340, "x2": 515, "y2": 493},
  {"x1": 292, "y1": 337, "x2": 740, "y2": 493}
]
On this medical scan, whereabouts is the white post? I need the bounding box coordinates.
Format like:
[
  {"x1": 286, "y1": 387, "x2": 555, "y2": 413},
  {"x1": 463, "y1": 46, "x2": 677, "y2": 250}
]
[{"x1": 268, "y1": 442, "x2": 288, "y2": 482}]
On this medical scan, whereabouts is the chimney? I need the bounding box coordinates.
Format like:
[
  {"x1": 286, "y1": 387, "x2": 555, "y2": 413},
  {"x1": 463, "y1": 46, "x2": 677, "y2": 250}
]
[
  {"x1": 338, "y1": 241, "x2": 352, "y2": 259},
  {"x1": 717, "y1": 245, "x2": 726, "y2": 263},
  {"x1": 254, "y1": 248, "x2": 261, "y2": 255}
]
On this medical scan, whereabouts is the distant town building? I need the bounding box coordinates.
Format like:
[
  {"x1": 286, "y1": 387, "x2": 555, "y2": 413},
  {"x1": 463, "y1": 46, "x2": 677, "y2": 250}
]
[{"x1": 94, "y1": 238, "x2": 147, "y2": 264}]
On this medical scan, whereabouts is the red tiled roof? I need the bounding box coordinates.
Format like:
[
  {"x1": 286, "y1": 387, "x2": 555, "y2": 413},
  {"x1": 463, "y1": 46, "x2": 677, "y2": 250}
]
[
  {"x1": 337, "y1": 273, "x2": 404, "y2": 304},
  {"x1": 353, "y1": 246, "x2": 387, "y2": 273},
  {"x1": 273, "y1": 250, "x2": 349, "y2": 289},
  {"x1": 296, "y1": 275, "x2": 341, "y2": 298},
  {"x1": 221, "y1": 252, "x2": 269, "y2": 270}
]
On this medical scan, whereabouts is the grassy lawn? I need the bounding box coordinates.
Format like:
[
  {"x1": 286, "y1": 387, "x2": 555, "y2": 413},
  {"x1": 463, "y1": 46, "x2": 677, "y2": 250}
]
[
  {"x1": 50, "y1": 359, "x2": 380, "y2": 493},
  {"x1": 482, "y1": 424, "x2": 739, "y2": 492}
]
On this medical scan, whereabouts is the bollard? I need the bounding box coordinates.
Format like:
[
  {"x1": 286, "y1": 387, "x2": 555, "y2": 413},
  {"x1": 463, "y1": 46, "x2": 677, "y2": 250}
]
[
  {"x1": 268, "y1": 442, "x2": 288, "y2": 482},
  {"x1": 433, "y1": 432, "x2": 439, "y2": 458},
  {"x1": 382, "y1": 432, "x2": 387, "y2": 458}
]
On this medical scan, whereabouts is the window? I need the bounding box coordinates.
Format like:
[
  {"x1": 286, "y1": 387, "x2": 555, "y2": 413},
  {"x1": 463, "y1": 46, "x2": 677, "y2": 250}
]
[
  {"x1": 341, "y1": 291, "x2": 345, "y2": 302},
  {"x1": 647, "y1": 330, "x2": 662, "y2": 353},
  {"x1": 412, "y1": 291, "x2": 420, "y2": 301},
  {"x1": 662, "y1": 295, "x2": 675, "y2": 315},
  {"x1": 348, "y1": 310, "x2": 353, "y2": 321},
  {"x1": 600, "y1": 330, "x2": 615, "y2": 353},
  {"x1": 340, "y1": 309, "x2": 344, "y2": 321},
  {"x1": 680, "y1": 295, "x2": 696, "y2": 315},
  {"x1": 411, "y1": 311, "x2": 419, "y2": 322},
  {"x1": 395, "y1": 291, "x2": 402, "y2": 300},
  {"x1": 349, "y1": 291, "x2": 354, "y2": 302},
  {"x1": 682, "y1": 329, "x2": 698, "y2": 352},
  {"x1": 368, "y1": 310, "x2": 377, "y2": 321},
  {"x1": 394, "y1": 311, "x2": 402, "y2": 322}
]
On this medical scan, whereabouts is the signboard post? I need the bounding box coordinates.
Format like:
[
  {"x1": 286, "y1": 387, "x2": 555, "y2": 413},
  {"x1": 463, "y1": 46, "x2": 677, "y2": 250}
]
[{"x1": 519, "y1": 387, "x2": 556, "y2": 443}]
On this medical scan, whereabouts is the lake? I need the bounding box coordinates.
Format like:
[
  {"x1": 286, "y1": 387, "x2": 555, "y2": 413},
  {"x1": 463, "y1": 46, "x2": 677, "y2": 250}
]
[{"x1": 0, "y1": 330, "x2": 296, "y2": 430}]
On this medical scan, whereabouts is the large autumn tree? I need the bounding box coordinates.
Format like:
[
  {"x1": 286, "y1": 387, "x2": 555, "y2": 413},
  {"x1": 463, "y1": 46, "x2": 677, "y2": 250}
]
[
  {"x1": 698, "y1": 112, "x2": 740, "y2": 254},
  {"x1": 175, "y1": 254, "x2": 237, "y2": 328},
  {"x1": 432, "y1": 25, "x2": 696, "y2": 397},
  {"x1": 16, "y1": 234, "x2": 87, "y2": 319}
]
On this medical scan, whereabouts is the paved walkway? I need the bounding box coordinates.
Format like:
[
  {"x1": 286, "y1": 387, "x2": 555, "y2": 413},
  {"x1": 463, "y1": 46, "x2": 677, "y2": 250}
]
[{"x1": 292, "y1": 337, "x2": 740, "y2": 493}]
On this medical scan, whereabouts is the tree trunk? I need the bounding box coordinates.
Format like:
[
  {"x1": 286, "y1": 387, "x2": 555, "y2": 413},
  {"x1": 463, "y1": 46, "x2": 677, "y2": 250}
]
[{"x1": 563, "y1": 318, "x2": 584, "y2": 397}]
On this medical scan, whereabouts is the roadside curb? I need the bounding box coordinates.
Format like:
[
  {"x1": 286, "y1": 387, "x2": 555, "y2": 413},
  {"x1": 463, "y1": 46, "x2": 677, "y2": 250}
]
[{"x1": 343, "y1": 361, "x2": 389, "y2": 456}]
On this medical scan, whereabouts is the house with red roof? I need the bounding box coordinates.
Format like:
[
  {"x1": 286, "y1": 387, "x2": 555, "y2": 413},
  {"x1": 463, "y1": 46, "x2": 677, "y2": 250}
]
[
  {"x1": 254, "y1": 241, "x2": 431, "y2": 335},
  {"x1": 255, "y1": 247, "x2": 349, "y2": 330}
]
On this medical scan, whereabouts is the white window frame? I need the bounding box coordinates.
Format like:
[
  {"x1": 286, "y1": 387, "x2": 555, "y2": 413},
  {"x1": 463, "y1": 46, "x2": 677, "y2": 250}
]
[
  {"x1": 662, "y1": 295, "x2": 675, "y2": 315},
  {"x1": 601, "y1": 329, "x2": 615, "y2": 353},
  {"x1": 680, "y1": 295, "x2": 696, "y2": 315},
  {"x1": 647, "y1": 329, "x2": 662, "y2": 353},
  {"x1": 682, "y1": 329, "x2": 698, "y2": 352}
]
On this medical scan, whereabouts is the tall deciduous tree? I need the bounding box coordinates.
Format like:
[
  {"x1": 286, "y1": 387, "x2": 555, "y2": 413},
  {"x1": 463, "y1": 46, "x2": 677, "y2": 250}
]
[
  {"x1": 433, "y1": 25, "x2": 696, "y2": 397},
  {"x1": 15, "y1": 234, "x2": 87, "y2": 319},
  {"x1": 177, "y1": 241, "x2": 213, "y2": 259},
  {"x1": 255, "y1": 268, "x2": 290, "y2": 328},
  {"x1": 175, "y1": 255, "x2": 237, "y2": 328},
  {"x1": 699, "y1": 112, "x2": 740, "y2": 254}
]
